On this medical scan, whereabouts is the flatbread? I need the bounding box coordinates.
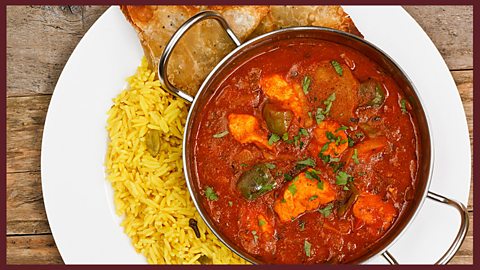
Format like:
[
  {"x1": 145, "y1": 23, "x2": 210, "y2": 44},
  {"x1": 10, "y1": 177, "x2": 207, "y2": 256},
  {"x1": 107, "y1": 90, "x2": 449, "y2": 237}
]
[
  {"x1": 121, "y1": 5, "x2": 363, "y2": 97},
  {"x1": 121, "y1": 6, "x2": 270, "y2": 96},
  {"x1": 250, "y1": 6, "x2": 363, "y2": 38}
]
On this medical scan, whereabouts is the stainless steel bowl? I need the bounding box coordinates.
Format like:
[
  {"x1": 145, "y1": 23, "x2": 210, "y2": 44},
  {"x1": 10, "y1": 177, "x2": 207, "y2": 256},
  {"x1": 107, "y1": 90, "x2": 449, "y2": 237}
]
[{"x1": 158, "y1": 11, "x2": 469, "y2": 264}]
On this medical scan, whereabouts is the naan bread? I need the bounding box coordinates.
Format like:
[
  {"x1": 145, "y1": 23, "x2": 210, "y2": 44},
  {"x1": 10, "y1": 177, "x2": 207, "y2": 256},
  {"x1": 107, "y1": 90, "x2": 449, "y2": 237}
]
[
  {"x1": 250, "y1": 6, "x2": 363, "y2": 38},
  {"x1": 121, "y1": 5, "x2": 363, "y2": 97},
  {"x1": 121, "y1": 6, "x2": 270, "y2": 96}
]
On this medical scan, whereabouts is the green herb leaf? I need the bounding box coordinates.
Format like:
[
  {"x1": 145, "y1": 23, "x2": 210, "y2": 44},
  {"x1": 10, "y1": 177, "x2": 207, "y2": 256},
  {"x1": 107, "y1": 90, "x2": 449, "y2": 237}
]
[
  {"x1": 268, "y1": 133, "x2": 281, "y2": 145},
  {"x1": 331, "y1": 60, "x2": 343, "y2": 76},
  {"x1": 228, "y1": 201, "x2": 233, "y2": 207},
  {"x1": 299, "y1": 128, "x2": 309, "y2": 137},
  {"x1": 265, "y1": 163, "x2": 276, "y2": 169},
  {"x1": 297, "y1": 158, "x2": 316, "y2": 167},
  {"x1": 281, "y1": 198, "x2": 287, "y2": 203},
  {"x1": 299, "y1": 220, "x2": 306, "y2": 231},
  {"x1": 240, "y1": 163, "x2": 248, "y2": 167},
  {"x1": 304, "y1": 240, "x2": 312, "y2": 257},
  {"x1": 317, "y1": 181, "x2": 324, "y2": 190},
  {"x1": 284, "y1": 173, "x2": 293, "y2": 181},
  {"x1": 319, "y1": 203, "x2": 334, "y2": 217},
  {"x1": 205, "y1": 186, "x2": 218, "y2": 201},
  {"x1": 305, "y1": 170, "x2": 320, "y2": 181},
  {"x1": 326, "y1": 131, "x2": 336, "y2": 141},
  {"x1": 213, "y1": 130, "x2": 229, "y2": 138},
  {"x1": 348, "y1": 137, "x2": 355, "y2": 147},
  {"x1": 400, "y1": 99, "x2": 408, "y2": 114},
  {"x1": 288, "y1": 183, "x2": 297, "y2": 196},
  {"x1": 258, "y1": 219, "x2": 266, "y2": 227},
  {"x1": 309, "y1": 195, "x2": 319, "y2": 201},
  {"x1": 336, "y1": 125, "x2": 348, "y2": 132},
  {"x1": 352, "y1": 149, "x2": 359, "y2": 164},
  {"x1": 302, "y1": 76, "x2": 312, "y2": 94},
  {"x1": 316, "y1": 108, "x2": 325, "y2": 124},
  {"x1": 282, "y1": 132, "x2": 289, "y2": 141},
  {"x1": 336, "y1": 171, "x2": 353, "y2": 185},
  {"x1": 320, "y1": 143, "x2": 330, "y2": 153}
]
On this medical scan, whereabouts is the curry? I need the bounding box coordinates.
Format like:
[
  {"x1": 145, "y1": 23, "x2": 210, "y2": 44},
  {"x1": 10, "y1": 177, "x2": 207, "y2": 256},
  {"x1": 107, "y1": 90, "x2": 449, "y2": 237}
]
[{"x1": 192, "y1": 38, "x2": 419, "y2": 263}]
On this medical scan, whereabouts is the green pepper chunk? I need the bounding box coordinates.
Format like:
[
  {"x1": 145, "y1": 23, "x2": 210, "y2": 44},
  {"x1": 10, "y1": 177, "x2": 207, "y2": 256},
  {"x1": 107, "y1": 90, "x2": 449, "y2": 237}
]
[
  {"x1": 263, "y1": 103, "x2": 293, "y2": 135},
  {"x1": 237, "y1": 164, "x2": 277, "y2": 200},
  {"x1": 358, "y1": 79, "x2": 386, "y2": 107}
]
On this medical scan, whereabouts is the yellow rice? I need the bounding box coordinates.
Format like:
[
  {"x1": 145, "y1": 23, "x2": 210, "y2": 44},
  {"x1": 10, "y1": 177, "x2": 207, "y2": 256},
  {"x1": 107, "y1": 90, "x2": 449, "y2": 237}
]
[{"x1": 105, "y1": 58, "x2": 248, "y2": 264}]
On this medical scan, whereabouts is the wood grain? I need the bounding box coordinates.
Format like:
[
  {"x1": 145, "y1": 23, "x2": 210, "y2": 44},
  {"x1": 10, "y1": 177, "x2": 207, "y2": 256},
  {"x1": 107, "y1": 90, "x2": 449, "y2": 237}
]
[
  {"x1": 5, "y1": 5, "x2": 473, "y2": 265},
  {"x1": 7, "y1": 235, "x2": 64, "y2": 264},
  {"x1": 403, "y1": 6, "x2": 473, "y2": 70},
  {"x1": 6, "y1": 5, "x2": 108, "y2": 97}
]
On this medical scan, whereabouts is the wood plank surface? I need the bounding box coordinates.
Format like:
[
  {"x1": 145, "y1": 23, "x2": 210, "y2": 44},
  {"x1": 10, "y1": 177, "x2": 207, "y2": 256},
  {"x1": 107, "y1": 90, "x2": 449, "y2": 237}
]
[{"x1": 6, "y1": 5, "x2": 473, "y2": 265}]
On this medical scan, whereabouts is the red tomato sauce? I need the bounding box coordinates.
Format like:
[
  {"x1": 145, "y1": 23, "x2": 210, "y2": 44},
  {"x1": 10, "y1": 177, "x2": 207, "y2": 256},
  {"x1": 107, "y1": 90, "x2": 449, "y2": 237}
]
[{"x1": 192, "y1": 38, "x2": 419, "y2": 263}]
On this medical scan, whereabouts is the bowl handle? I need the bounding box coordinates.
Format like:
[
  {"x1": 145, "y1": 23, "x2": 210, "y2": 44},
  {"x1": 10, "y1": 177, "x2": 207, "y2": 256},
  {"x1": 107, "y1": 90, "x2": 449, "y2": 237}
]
[
  {"x1": 158, "y1": 11, "x2": 242, "y2": 103},
  {"x1": 381, "y1": 191, "x2": 469, "y2": 264}
]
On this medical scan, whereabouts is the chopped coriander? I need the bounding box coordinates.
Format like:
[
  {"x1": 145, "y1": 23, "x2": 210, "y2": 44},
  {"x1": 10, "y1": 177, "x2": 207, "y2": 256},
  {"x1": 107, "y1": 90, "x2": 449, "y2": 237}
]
[
  {"x1": 204, "y1": 186, "x2": 218, "y2": 201},
  {"x1": 352, "y1": 149, "x2": 359, "y2": 164},
  {"x1": 340, "y1": 139, "x2": 348, "y2": 144},
  {"x1": 309, "y1": 195, "x2": 319, "y2": 201},
  {"x1": 400, "y1": 99, "x2": 408, "y2": 114},
  {"x1": 288, "y1": 183, "x2": 297, "y2": 196},
  {"x1": 265, "y1": 163, "x2": 276, "y2": 169},
  {"x1": 326, "y1": 131, "x2": 336, "y2": 141},
  {"x1": 258, "y1": 219, "x2": 266, "y2": 227},
  {"x1": 331, "y1": 60, "x2": 343, "y2": 76},
  {"x1": 281, "y1": 198, "x2": 287, "y2": 203},
  {"x1": 294, "y1": 135, "x2": 301, "y2": 146},
  {"x1": 343, "y1": 186, "x2": 350, "y2": 191},
  {"x1": 355, "y1": 132, "x2": 365, "y2": 138},
  {"x1": 371, "y1": 85, "x2": 384, "y2": 105},
  {"x1": 240, "y1": 163, "x2": 248, "y2": 167},
  {"x1": 213, "y1": 130, "x2": 229, "y2": 138},
  {"x1": 336, "y1": 171, "x2": 353, "y2": 185},
  {"x1": 299, "y1": 220, "x2": 306, "y2": 231},
  {"x1": 302, "y1": 76, "x2": 312, "y2": 94},
  {"x1": 319, "y1": 203, "x2": 334, "y2": 217},
  {"x1": 299, "y1": 141, "x2": 305, "y2": 149},
  {"x1": 299, "y1": 128, "x2": 309, "y2": 136},
  {"x1": 308, "y1": 111, "x2": 313, "y2": 119},
  {"x1": 330, "y1": 157, "x2": 340, "y2": 163},
  {"x1": 228, "y1": 201, "x2": 233, "y2": 207},
  {"x1": 348, "y1": 137, "x2": 355, "y2": 147},
  {"x1": 330, "y1": 161, "x2": 345, "y2": 173},
  {"x1": 336, "y1": 125, "x2": 348, "y2": 132},
  {"x1": 304, "y1": 240, "x2": 312, "y2": 257},
  {"x1": 297, "y1": 158, "x2": 316, "y2": 167},
  {"x1": 268, "y1": 133, "x2": 281, "y2": 145},
  {"x1": 319, "y1": 152, "x2": 330, "y2": 163},
  {"x1": 282, "y1": 132, "x2": 289, "y2": 141},
  {"x1": 317, "y1": 181, "x2": 324, "y2": 190},
  {"x1": 284, "y1": 173, "x2": 293, "y2": 181},
  {"x1": 320, "y1": 143, "x2": 330, "y2": 153},
  {"x1": 325, "y1": 92, "x2": 336, "y2": 105},
  {"x1": 305, "y1": 170, "x2": 320, "y2": 181},
  {"x1": 316, "y1": 108, "x2": 326, "y2": 124}
]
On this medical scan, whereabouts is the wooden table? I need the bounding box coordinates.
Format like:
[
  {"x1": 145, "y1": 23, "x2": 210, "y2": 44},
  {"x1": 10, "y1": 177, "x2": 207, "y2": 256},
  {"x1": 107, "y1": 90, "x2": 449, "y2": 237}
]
[{"x1": 6, "y1": 5, "x2": 473, "y2": 264}]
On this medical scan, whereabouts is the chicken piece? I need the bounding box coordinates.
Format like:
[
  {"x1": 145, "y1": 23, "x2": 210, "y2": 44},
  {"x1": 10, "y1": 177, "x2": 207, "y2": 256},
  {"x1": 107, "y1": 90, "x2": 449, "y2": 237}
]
[
  {"x1": 274, "y1": 170, "x2": 336, "y2": 222},
  {"x1": 352, "y1": 193, "x2": 397, "y2": 234},
  {"x1": 121, "y1": 6, "x2": 270, "y2": 96},
  {"x1": 238, "y1": 208, "x2": 276, "y2": 255},
  {"x1": 309, "y1": 120, "x2": 348, "y2": 157},
  {"x1": 313, "y1": 61, "x2": 360, "y2": 124},
  {"x1": 260, "y1": 75, "x2": 312, "y2": 127},
  {"x1": 228, "y1": 114, "x2": 272, "y2": 150}
]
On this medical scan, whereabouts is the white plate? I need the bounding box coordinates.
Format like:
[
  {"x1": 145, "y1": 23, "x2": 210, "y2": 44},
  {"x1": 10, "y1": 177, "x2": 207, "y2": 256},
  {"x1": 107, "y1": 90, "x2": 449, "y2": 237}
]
[{"x1": 41, "y1": 6, "x2": 471, "y2": 264}]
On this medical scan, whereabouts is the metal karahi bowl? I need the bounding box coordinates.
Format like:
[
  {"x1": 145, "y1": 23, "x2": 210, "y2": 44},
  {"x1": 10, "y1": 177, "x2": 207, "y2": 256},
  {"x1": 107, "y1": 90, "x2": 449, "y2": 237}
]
[{"x1": 158, "y1": 11, "x2": 468, "y2": 264}]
